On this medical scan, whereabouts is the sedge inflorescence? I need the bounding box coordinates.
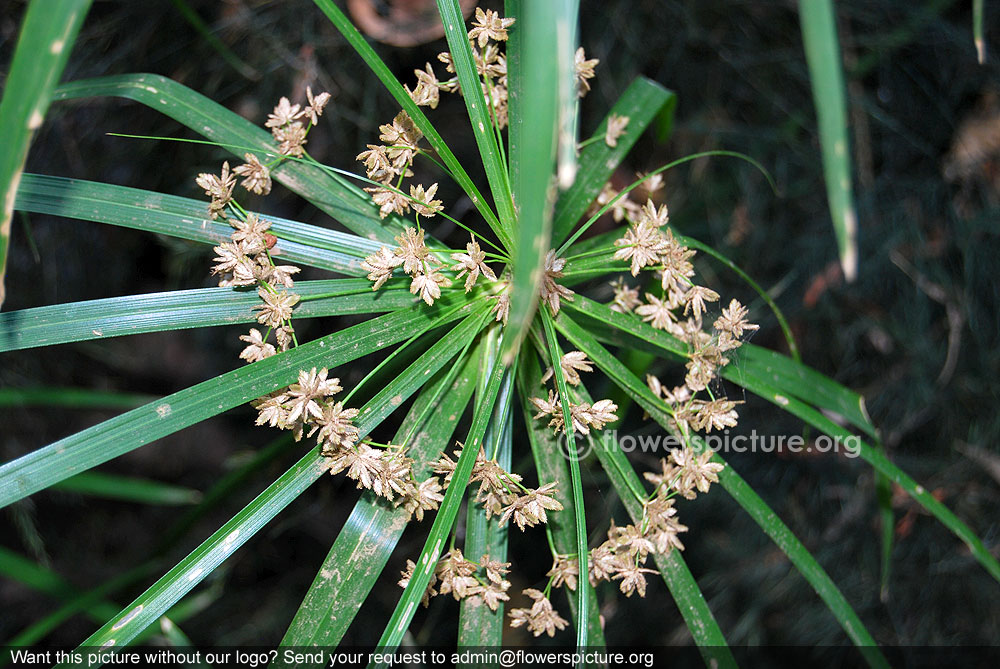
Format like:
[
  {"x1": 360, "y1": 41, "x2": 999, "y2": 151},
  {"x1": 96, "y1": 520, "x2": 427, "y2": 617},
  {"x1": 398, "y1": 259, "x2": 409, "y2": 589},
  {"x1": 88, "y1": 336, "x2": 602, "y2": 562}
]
[{"x1": 193, "y1": 5, "x2": 758, "y2": 637}]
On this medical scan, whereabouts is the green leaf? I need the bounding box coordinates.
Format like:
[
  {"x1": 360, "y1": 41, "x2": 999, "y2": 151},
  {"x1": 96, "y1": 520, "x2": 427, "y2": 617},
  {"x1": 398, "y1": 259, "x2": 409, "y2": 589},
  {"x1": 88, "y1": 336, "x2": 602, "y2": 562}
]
[
  {"x1": 280, "y1": 323, "x2": 482, "y2": 648},
  {"x1": 501, "y1": 0, "x2": 573, "y2": 363},
  {"x1": 436, "y1": 0, "x2": 517, "y2": 240},
  {"x1": 0, "y1": 278, "x2": 414, "y2": 352},
  {"x1": 517, "y1": 353, "x2": 605, "y2": 646},
  {"x1": 0, "y1": 299, "x2": 473, "y2": 509},
  {"x1": 738, "y1": 374, "x2": 1000, "y2": 587},
  {"x1": 553, "y1": 312, "x2": 888, "y2": 665},
  {"x1": 374, "y1": 337, "x2": 510, "y2": 658},
  {"x1": 539, "y1": 309, "x2": 591, "y2": 649},
  {"x1": 0, "y1": 0, "x2": 91, "y2": 307},
  {"x1": 457, "y1": 327, "x2": 512, "y2": 649},
  {"x1": 505, "y1": 0, "x2": 523, "y2": 186},
  {"x1": 5, "y1": 563, "x2": 151, "y2": 647},
  {"x1": 799, "y1": 0, "x2": 859, "y2": 281},
  {"x1": 974, "y1": 0, "x2": 986, "y2": 63},
  {"x1": 168, "y1": 0, "x2": 257, "y2": 80},
  {"x1": 51, "y1": 74, "x2": 410, "y2": 246},
  {"x1": 0, "y1": 387, "x2": 154, "y2": 409},
  {"x1": 51, "y1": 471, "x2": 201, "y2": 506},
  {"x1": 15, "y1": 174, "x2": 380, "y2": 275},
  {"x1": 67, "y1": 305, "x2": 491, "y2": 655},
  {"x1": 552, "y1": 77, "x2": 676, "y2": 244},
  {"x1": 308, "y1": 0, "x2": 510, "y2": 250}
]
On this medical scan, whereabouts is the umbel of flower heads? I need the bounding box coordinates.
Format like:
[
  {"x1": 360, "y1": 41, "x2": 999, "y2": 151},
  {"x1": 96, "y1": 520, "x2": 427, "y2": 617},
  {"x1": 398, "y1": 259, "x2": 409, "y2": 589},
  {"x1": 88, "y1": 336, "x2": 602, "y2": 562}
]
[{"x1": 193, "y1": 6, "x2": 758, "y2": 637}]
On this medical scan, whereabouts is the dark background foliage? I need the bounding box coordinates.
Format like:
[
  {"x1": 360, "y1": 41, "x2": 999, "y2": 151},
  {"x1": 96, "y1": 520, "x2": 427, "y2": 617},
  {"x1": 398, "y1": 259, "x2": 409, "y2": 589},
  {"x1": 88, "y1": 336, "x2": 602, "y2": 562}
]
[{"x1": 1, "y1": 0, "x2": 998, "y2": 651}]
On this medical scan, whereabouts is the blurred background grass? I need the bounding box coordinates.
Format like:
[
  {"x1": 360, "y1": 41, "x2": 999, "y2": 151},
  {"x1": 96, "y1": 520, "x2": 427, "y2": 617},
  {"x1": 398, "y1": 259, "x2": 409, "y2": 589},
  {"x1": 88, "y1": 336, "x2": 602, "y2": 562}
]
[{"x1": 1, "y1": 0, "x2": 998, "y2": 650}]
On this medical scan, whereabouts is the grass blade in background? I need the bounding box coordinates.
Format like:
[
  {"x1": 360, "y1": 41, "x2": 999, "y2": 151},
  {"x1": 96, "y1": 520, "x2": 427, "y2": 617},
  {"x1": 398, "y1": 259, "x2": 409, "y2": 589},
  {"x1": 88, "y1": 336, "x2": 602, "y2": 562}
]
[
  {"x1": 0, "y1": 279, "x2": 414, "y2": 352},
  {"x1": 500, "y1": 0, "x2": 571, "y2": 363},
  {"x1": 168, "y1": 0, "x2": 258, "y2": 79},
  {"x1": 552, "y1": 77, "x2": 676, "y2": 244},
  {"x1": 0, "y1": 0, "x2": 92, "y2": 308},
  {"x1": 799, "y1": 0, "x2": 859, "y2": 282},
  {"x1": 50, "y1": 472, "x2": 201, "y2": 506},
  {"x1": 974, "y1": 0, "x2": 986, "y2": 62},
  {"x1": 15, "y1": 174, "x2": 381, "y2": 276}
]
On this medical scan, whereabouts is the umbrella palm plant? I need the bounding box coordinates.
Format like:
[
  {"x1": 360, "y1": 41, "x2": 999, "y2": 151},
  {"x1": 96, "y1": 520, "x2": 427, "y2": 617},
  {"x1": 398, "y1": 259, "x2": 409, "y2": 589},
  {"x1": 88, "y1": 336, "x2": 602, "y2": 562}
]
[{"x1": 1, "y1": 1, "x2": 997, "y2": 666}]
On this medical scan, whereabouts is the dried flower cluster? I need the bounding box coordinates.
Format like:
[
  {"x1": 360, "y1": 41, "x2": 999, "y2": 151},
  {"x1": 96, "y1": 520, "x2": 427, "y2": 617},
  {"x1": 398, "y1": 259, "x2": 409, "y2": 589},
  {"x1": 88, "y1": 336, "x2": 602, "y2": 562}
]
[
  {"x1": 604, "y1": 179, "x2": 759, "y2": 402},
  {"x1": 199, "y1": 91, "x2": 334, "y2": 362},
  {"x1": 358, "y1": 9, "x2": 579, "y2": 323},
  {"x1": 254, "y1": 367, "x2": 444, "y2": 521},
  {"x1": 266, "y1": 87, "x2": 330, "y2": 158},
  {"x1": 433, "y1": 444, "x2": 563, "y2": 531},
  {"x1": 399, "y1": 549, "x2": 512, "y2": 611},
  {"x1": 530, "y1": 351, "x2": 619, "y2": 435}
]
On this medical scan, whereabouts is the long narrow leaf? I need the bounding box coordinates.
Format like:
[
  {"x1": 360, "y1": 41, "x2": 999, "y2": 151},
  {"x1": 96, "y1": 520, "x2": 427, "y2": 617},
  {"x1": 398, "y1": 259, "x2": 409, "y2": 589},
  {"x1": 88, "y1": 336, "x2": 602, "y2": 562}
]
[
  {"x1": 501, "y1": 0, "x2": 570, "y2": 363},
  {"x1": 0, "y1": 279, "x2": 414, "y2": 352},
  {"x1": 51, "y1": 74, "x2": 409, "y2": 245},
  {"x1": 51, "y1": 471, "x2": 201, "y2": 506},
  {"x1": 457, "y1": 328, "x2": 512, "y2": 649},
  {"x1": 0, "y1": 0, "x2": 91, "y2": 307},
  {"x1": 436, "y1": 0, "x2": 516, "y2": 238},
  {"x1": 974, "y1": 0, "x2": 986, "y2": 63},
  {"x1": 0, "y1": 299, "x2": 473, "y2": 509},
  {"x1": 0, "y1": 387, "x2": 153, "y2": 409},
  {"x1": 799, "y1": 0, "x2": 859, "y2": 281},
  {"x1": 539, "y1": 309, "x2": 590, "y2": 649},
  {"x1": 15, "y1": 174, "x2": 379, "y2": 275}
]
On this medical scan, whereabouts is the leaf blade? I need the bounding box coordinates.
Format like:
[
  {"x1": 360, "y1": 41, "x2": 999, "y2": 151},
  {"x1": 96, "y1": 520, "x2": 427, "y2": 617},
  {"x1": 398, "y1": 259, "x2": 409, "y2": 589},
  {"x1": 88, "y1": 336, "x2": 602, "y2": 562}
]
[
  {"x1": 0, "y1": 0, "x2": 91, "y2": 307},
  {"x1": 52, "y1": 74, "x2": 407, "y2": 245},
  {"x1": 15, "y1": 174, "x2": 380, "y2": 275},
  {"x1": 799, "y1": 0, "x2": 859, "y2": 281},
  {"x1": 0, "y1": 279, "x2": 414, "y2": 352},
  {"x1": 501, "y1": 0, "x2": 574, "y2": 363}
]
